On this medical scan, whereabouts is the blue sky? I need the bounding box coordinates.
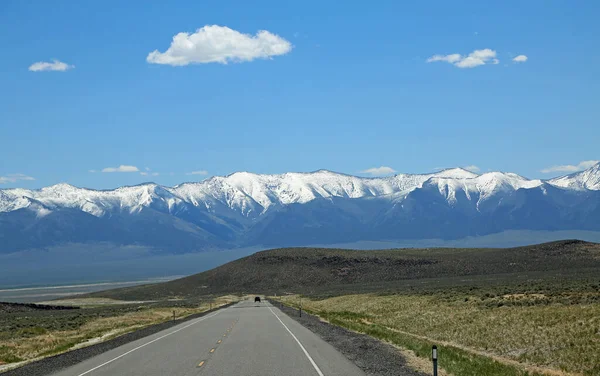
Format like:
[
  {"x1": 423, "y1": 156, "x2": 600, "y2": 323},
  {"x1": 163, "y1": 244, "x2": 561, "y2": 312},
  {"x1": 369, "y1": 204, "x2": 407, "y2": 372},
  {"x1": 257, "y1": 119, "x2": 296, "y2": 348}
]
[{"x1": 0, "y1": 0, "x2": 598, "y2": 189}]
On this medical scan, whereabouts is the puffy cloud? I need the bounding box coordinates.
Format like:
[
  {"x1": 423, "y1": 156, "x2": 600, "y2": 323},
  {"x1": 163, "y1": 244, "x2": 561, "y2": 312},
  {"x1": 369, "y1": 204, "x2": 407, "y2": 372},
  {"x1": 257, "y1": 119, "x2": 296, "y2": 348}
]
[
  {"x1": 147, "y1": 25, "x2": 292, "y2": 66},
  {"x1": 0, "y1": 174, "x2": 35, "y2": 184},
  {"x1": 360, "y1": 166, "x2": 397, "y2": 176},
  {"x1": 463, "y1": 165, "x2": 481, "y2": 173},
  {"x1": 29, "y1": 59, "x2": 74, "y2": 72},
  {"x1": 186, "y1": 170, "x2": 208, "y2": 175},
  {"x1": 101, "y1": 165, "x2": 139, "y2": 173},
  {"x1": 513, "y1": 55, "x2": 528, "y2": 63},
  {"x1": 541, "y1": 160, "x2": 599, "y2": 174},
  {"x1": 427, "y1": 49, "x2": 498, "y2": 68}
]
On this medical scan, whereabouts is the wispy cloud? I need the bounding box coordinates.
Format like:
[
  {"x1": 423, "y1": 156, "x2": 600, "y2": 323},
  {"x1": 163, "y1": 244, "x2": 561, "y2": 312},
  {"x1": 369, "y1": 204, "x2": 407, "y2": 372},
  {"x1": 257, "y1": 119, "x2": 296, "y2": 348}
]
[
  {"x1": 140, "y1": 172, "x2": 159, "y2": 176},
  {"x1": 0, "y1": 174, "x2": 35, "y2": 184},
  {"x1": 427, "y1": 49, "x2": 499, "y2": 68},
  {"x1": 360, "y1": 166, "x2": 397, "y2": 176},
  {"x1": 147, "y1": 25, "x2": 292, "y2": 66},
  {"x1": 541, "y1": 160, "x2": 599, "y2": 174},
  {"x1": 512, "y1": 55, "x2": 528, "y2": 63},
  {"x1": 89, "y1": 170, "x2": 97, "y2": 173},
  {"x1": 101, "y1": 165, "x2": 139, "y2": 173},
  {"x1": 29, "y1": 59, "x2": 74, "y2": 72},
  {"x1": 463, "y1": 165, "x2": 481, "y2": 173},
  {"x1": 186, "y1": 170, "x2": 208, "y2": 176}
]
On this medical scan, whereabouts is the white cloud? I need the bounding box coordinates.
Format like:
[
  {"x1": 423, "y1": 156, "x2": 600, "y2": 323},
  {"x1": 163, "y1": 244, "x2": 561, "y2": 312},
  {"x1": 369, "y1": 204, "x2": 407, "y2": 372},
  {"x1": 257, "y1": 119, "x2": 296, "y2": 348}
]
[
  {"x1": 463, "y1": 165, "x2": 480, "y2": 173},
  {"x1": 101, "y1": 165, "x2": 140, "y2": 173},
  {"x1": 186, "y1": 170, "x2": 208, "y2": 176},
  {"x1": 29, "y1": 59, "x2": 74, "y2": 72},
  {"x1": 89, "y1": 170, "x2": 97, "y2": 173},
  {"x1": 360, "y1": 166, "x2": 397, "y2": 176},
  {"x1": 427, "y1": 49, "x2": 498, "y2": 68},
  {"x1": 513, "y1": 55, "x2": 528, "y2": 63},
  {"x1": 540, "y1": 160, "x2": 599, "y2": 174},
  {"x1": 141, "y1": 172, "x2": 159, "y2": 176},
  {"x1": 145, "y1": 167, "x2": 151, "y2": 171},
  {"x1": 147, "y1": 25, "x2": 292, "y2": 66},
  {"x1": 0, "y1": 174, "x2": 35, "y2": 184}
]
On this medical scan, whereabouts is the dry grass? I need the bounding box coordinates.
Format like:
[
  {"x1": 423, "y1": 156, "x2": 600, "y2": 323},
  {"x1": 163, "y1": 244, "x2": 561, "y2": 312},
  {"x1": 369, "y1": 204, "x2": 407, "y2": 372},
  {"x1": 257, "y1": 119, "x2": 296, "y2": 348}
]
[
  {"x1": 280, "y1": 291, "x2": 600, "y2": 376},
  {"x1": 0, "y1": 296, "x2": 237, "y2": 366},
  {"x1": 38, "y1": 298, "x2": 152, "y2": 307}
]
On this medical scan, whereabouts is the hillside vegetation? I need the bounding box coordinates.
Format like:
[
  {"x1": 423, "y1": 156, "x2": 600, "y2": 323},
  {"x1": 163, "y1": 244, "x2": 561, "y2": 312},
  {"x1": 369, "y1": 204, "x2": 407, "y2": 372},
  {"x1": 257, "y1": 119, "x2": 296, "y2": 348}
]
[{"x1": 90, "y1": 240, "x2": 600, "y2": 300}]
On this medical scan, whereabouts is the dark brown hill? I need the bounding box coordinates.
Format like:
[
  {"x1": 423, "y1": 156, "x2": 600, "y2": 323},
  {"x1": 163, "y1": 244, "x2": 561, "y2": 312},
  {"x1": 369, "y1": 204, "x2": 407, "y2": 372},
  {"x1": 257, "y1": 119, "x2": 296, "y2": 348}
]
[{"x1": 90, "y1": 240, "x2": 600, "y2": 300}]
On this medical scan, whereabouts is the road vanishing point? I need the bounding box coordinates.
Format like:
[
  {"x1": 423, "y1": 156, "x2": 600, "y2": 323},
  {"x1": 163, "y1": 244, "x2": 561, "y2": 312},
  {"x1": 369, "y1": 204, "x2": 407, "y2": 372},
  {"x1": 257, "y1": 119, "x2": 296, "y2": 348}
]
[{"x1": 49, "y1": 300, "x2": 365, "y2": 376}]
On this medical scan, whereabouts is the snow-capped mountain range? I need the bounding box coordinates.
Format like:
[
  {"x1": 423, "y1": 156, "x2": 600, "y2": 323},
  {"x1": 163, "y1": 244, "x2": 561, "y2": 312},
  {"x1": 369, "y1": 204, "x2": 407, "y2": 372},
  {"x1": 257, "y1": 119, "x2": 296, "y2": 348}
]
[{"x1": 1, "y1": 164, "x2": 600, "y2": 253}]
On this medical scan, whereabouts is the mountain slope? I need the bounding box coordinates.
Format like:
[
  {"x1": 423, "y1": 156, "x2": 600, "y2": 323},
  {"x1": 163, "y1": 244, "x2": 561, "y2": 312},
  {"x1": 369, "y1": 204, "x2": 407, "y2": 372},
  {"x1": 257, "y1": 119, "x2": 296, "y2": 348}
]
[
  {"x1": 548, "y1": 163, "x2": 600, "y2": 190},
  {"x1": 1, "y1": 165, "x2": 600, "y2": 253},
  {"x1": 87, "y1": 240, "x2": 600, "y2": 300}
]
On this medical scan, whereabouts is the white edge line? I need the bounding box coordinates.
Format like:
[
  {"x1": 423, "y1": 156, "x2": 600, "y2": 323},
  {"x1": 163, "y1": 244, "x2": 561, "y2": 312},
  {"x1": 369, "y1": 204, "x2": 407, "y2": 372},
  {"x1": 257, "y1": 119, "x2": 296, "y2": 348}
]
[
  {"x1": 268, "y1": 305, "x2": 325, "y2": 376},
  {"x1": 76, "y1": 308, "x2": 225, "y2": 376}
]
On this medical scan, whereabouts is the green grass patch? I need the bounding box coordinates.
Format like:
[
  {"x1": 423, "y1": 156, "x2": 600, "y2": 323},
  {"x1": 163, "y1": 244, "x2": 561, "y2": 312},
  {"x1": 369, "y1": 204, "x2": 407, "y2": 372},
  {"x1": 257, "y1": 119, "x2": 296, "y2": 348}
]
[
  {"x1": 319, "y1": 310, "x2": 542, "y2": 376},
  {"x1": 39, "y1": 341, "x2": 79, "y2": 357},
  {"x1": 0, "y1": 346, "x2": 24, "y2": 364},
  {"x1": 17, "y1": 326, "x2": 48, "y2": 337}
]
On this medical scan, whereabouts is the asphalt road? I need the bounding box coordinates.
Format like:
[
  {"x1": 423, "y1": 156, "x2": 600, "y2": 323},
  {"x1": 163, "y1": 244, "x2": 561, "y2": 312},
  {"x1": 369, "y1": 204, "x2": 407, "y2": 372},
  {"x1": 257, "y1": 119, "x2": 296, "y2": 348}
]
[{"x1": 49, "y1": 300, "x2": 366, "y2": 376}]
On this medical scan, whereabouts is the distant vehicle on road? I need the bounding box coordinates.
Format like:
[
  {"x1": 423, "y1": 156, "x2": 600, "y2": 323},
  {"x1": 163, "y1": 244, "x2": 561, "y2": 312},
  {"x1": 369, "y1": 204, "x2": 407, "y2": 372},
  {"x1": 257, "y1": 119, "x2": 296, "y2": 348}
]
[{"x1": 254, "y1": 296, "x2": 261, "y2": 303}]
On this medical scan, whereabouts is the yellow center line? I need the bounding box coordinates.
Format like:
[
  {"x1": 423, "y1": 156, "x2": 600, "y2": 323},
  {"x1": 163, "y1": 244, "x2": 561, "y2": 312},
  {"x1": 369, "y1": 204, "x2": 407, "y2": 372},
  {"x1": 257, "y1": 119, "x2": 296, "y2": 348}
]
[
  {"x1": 210, "y1": 348, "x2": 215, "y2": 353},
  {"x1": 198, "y1": 361, "x2": 205, "y2": 367},
  {"x1": 217, "y1": 340, "x2": 222, "y2": 343}
]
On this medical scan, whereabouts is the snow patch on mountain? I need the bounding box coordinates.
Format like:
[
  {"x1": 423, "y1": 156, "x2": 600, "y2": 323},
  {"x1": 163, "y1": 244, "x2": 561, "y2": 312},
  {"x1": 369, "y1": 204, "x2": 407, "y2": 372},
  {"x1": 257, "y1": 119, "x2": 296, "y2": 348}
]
[
  {"x1": 428, "y1": 172, "x2": 543, "y2": 208},
  {"x1": 548, "y1": 163, "x2": 600, "y2": 190},
  {"x1": 1, "y1": 165, "x2": 595, "y2": 220}
]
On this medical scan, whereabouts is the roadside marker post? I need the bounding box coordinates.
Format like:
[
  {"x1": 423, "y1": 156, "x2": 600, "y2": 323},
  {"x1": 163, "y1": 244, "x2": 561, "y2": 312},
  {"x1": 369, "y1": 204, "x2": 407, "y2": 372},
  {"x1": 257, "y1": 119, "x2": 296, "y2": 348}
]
[
  {"x1": 299, "y1": 297, "x2": 302, "y2": 317},
  {"x1": 432, "y1": 345, "x2": 438, "y2": 376},
  {"x1": 172, "y1": 310, "x2": 175, "y2": 322}
]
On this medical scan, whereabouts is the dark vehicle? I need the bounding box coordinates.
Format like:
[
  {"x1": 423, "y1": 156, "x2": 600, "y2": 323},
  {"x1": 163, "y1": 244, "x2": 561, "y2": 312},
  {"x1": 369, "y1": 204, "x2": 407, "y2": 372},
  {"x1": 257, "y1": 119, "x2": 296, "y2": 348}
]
[{"x1": 254, "y1": 296, "x2": 261, "y2": 303}]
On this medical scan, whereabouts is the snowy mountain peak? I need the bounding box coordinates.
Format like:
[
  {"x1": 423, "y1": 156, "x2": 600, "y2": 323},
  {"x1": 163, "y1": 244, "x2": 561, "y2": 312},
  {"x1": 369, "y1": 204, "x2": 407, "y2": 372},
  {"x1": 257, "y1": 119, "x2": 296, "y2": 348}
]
[
  {"x1": 433, "y1": 168, "x2": 479, "y2": 179},
  {"x1": 548, "y1": 162, "x2": 600, "y2": 191},
  {"x1": 0, "y1": 167, "x2": 590, "y2": 221},
  {"x1": 2, "y1": 167, "x2": 600, "y2": 254}
]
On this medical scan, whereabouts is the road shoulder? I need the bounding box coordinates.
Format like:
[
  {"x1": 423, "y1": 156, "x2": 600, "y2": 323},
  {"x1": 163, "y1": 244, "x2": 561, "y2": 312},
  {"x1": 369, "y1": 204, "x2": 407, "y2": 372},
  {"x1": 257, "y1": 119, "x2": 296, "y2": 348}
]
[{"x1": 270, "y1": 301, "x2": 427, "y2": 376}]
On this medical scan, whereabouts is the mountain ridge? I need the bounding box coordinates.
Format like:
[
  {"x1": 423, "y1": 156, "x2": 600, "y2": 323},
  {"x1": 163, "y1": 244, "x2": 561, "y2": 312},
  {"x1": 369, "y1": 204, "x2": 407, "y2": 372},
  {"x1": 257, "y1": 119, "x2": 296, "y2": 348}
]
[{"x1": 1, "y1": 164, "x2": 599, "y2": 254}]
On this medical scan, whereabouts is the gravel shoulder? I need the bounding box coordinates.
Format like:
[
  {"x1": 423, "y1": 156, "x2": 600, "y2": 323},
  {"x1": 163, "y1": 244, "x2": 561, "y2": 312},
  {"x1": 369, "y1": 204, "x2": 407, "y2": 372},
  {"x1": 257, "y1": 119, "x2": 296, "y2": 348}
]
[
  {"x1": 270, "y1": 300, "x2": 427, "y2": 376},
  {"x1": 0, "y1": 303, "x2": 234, "y2": 376}
]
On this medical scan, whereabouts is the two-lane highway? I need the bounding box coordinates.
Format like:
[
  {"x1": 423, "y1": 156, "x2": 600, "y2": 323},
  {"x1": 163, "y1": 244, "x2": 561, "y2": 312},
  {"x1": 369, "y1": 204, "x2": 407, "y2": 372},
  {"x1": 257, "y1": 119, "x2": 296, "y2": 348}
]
[{"x1": 50, "y1": 300, "x2": 366, "y2": 376}]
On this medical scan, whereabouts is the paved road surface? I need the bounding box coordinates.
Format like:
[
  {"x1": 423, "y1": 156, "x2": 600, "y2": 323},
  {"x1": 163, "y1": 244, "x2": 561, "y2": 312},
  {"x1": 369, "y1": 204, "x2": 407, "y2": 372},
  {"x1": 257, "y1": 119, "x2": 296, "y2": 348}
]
[{"x1": 49, "y1": 300, "x2": 366, "y2": 376}]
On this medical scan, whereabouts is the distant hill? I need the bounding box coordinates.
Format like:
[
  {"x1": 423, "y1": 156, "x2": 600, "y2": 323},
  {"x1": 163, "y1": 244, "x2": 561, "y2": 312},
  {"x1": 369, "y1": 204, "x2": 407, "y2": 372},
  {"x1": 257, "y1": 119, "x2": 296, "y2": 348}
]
[
  {"x1": 2, "y1": 164, "x2": 600, "y2": 255},
  {"x1": 89, "y1": 240, "x2": 600, "y2": 300}
]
